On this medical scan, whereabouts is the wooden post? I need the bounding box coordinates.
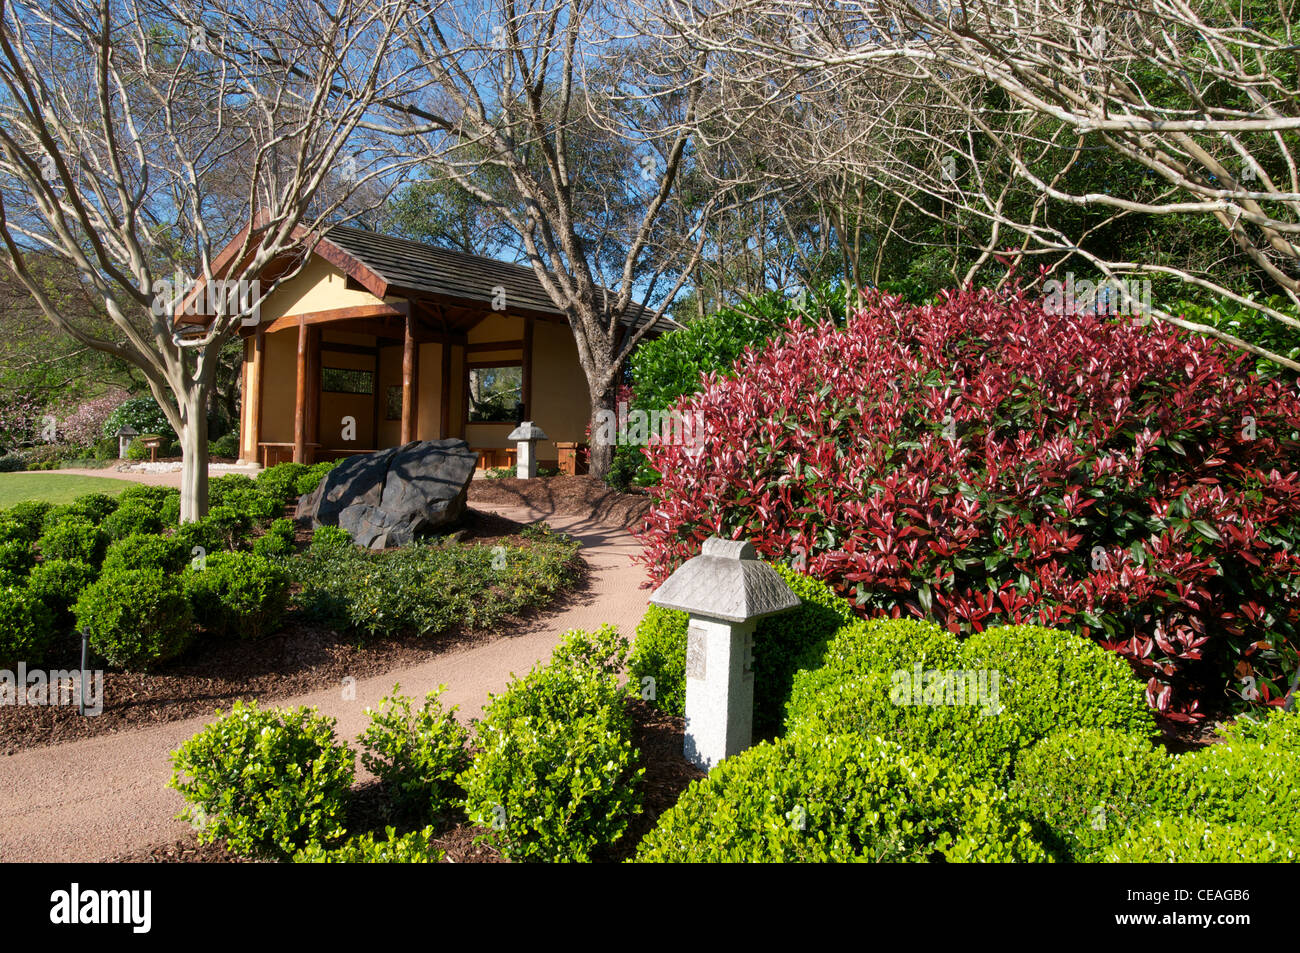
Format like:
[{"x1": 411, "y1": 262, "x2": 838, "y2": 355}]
[
  {"x1": 522, "y1": 315, "x2": 534, "y2": 420},
  {"x1": 305, "y1": 326, "x2": 321, "y2": 459},
  {"x1": 294, "y1": 314, "x2": 307, "y2": 463},
  {"x1": 401, "y1": 307, "x2": 418, "y2": 444},
  {"x1": 248, "y1": 324, "x2": 265, "y2": 462}
]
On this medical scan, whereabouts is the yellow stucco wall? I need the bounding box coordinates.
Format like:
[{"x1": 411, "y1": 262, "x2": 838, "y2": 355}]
[
  {"x1": 258, "y1": 256, "x2": 388, "y2": 325},
  {"x1": 530, "y1": 318, "x2": 590, "y2": 458}
]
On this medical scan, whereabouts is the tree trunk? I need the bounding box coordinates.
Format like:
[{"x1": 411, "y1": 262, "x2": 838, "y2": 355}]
[
  {"x1": 587, "y1": 375, "x2": 617, "y2": 481},
  {"x1": 178, "y1": 390, "x2": 211, "y2": 524}
]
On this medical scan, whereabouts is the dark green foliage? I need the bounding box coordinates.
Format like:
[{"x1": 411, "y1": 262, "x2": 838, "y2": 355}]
[
  {"x1": 295, "y1": 460, "x2": 341, "y2": 496},
  {"x1": 102, "y1": 532, "x2": 189, "y2": 575},
  {"x1": 66, "y1": 493, "x2": 119, "y2": 524},
  {"x1": 37, "y1": 517, "x2": 109, "y2": 566},
  {"x1": 74, "y1": 567, "x2": 194, "y2": 670},
  {"x1": 0, "y1": 583, "x2": 57, "y2": 667},
  {"x1": 100, "y1": 500, "x2": 165, "y2": 540},
  {"x1": 292, "y1": 532, "x2": 581, "y2": 639},
  {"x1": 182, "y1": 550, "x2": 290, "y2": 640},
  {"x1": 168, "y1": 700, "x2": 354, "y2": 860},
  {"x1": 102, "y1": 396, "x2": 175, "y2": 441},
  {"x1": 0, "y1": 538, "x2": 35, "y2": 579},
  {"x1": 256, "y1": 463, "x2": 309, "y2": 506},
  {"x1": 2, "y1": 501, "x2": 52, "y2": 542},
  {"x1": 252, "y1": 518, "x2": 297, "y2": 558},
  {"x1": 25, "y1": 558, "x2": 97, "y2": 633}
]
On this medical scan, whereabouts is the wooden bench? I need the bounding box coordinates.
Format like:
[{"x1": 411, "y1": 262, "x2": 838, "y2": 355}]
[
  {"x1": 471, "y1": 447, "x2": 517, "y2": 470},
  {"x1": 258, "y1": 442, "x2": 320, "y2": 467}
]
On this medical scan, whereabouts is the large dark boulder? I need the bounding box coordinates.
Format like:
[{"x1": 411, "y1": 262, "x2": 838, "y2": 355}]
[{"x1": 295, "y1": 440, "x2": 478, "y2": 549}]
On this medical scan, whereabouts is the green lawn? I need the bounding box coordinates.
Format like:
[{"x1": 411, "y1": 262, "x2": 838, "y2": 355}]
[{"x1": 0, "y1": 472, "x2": 132, "y2": 509}]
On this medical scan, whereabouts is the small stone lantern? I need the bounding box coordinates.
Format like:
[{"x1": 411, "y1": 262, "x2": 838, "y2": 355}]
[
  {"x1": 650, "y1": 537, "x2": 800, "y2": 771},
  {"x1": 115, "y1": 425, "x2": 138, "y2": 460},
  {"x1": 507, "y1": 421, "x2": 548, "y2": 479}
]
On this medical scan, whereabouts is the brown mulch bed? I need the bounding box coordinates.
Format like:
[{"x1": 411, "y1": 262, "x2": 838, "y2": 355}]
[
  {"x1": 469, "y1": 474, "x2": 653, "y2": 530},
  {"x1": 112, "y1": 699, "x2": 699, "y2": 864},
  {"x1": 0, "y1": 508, "x2": 588, "y2": 754}
]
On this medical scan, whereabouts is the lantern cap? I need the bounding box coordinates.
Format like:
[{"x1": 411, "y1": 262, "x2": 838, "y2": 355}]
[{"x1": 649, "y1": 536, "x2": 801, "y2": 624}]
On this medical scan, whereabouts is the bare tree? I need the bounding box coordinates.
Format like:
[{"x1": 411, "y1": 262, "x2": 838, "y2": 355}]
[
  {"x1": 0, "y1": 0, "x2": 409, "y2": 519},
  {"x1": 653, "y1": 0, "x2": 1300, "y2": 370},
  {"x1": 386, "y1": 0, "x2": 712, "y2": 478}
]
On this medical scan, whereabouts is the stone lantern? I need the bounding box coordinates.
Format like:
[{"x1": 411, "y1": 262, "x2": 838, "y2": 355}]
[
  {"x1": 650, "y1": 537, "x2": 800, "y2": 771},
  {"x1": 507, "y1": 421, "x2": 548, "y2": 479},
  {"x1": 115, "y1": 425, "x2": 138, "y2": 460}
]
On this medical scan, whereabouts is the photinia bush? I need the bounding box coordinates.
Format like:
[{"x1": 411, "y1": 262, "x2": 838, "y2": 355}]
[{"x1": 638, "y1": 281, "x2": 1300, "y2": 717}]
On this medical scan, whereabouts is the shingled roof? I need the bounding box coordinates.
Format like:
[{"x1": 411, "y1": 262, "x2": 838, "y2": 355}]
[{"x1": 323, "y1": 225, "x2": 678, "y2": 336}]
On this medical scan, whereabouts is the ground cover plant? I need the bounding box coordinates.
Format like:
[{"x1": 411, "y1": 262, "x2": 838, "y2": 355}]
[
  {"x1": 292, "y1": 522, "x2": 583, "y2": 640},
  {"x1": 638, "y1": 282, "x2": 1300, "y2": 717}
]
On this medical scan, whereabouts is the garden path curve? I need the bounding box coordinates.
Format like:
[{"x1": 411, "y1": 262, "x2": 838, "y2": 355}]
[{"x1": 0, "y1": 504, "x2": 649, "y2": 862}]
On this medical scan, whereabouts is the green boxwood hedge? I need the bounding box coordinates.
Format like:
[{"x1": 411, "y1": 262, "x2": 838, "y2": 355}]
[
  {"x1": 74, "y1": 567, "x2": 194, "y2": 670},
  {"x1": 182, "y1": 550, "x2": 290, "y2": 640},
  {"x1": 168, "y1": 700, "x2": 354, "y2": 860},
  {"x1": 0, "y1": 584, "x2": 57, "y2": 667},
  {"x1": 1094, "y1": 817, "x2": 1297, "y2": 863},
  {"x1": 635, "y1": 731, "x2": 1048, "y2": 863}
]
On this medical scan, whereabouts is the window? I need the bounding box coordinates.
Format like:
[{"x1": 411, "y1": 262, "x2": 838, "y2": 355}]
[
  {"x1": 467, "y1": 364, "x2": 523, "y2": 423},
  {"x1": 321, "y1": 366, "x2": 374, "y2": 395}
]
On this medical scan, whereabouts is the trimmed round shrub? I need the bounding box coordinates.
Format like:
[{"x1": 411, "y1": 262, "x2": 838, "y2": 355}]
[
  {"x1": 0, "y1": 538, "x2": 35, "y2": 579},
  {"x1": 1095, "y1": 817, "x2": 1298, "y2": 862},
  {"x1": 1160, "y1": 736, "x2": 1300, "y2": 844},
  {"x1": 102, "y1": 532, "x2": 189, "y2": 575},
  {"x1": 628, "y1": 562, "x2": 856, "y2": 729},
  {"x1": 25, "y1": 558, "x2": 97, "y2": 632},
  {"x1": 959, "y1": 624, "x2": 1156, "y2": 743},
  {"x1": 116, "y1": 484, "x2": 178, "y2": 510},
  {"x1": 784, "y1": 620, "x2": 1153, "y2": 784},
  {"x1": 67, "y1": 492, "x2": 119, "y2": 524},
  {"x1": 256, "y1": 462, "x2": 309, "y2": 506},
  {"x1": 459, "y1": 626, "x2": 643, "y2": 862},
  {"x1": 168, "y1": 700, "x2": 354, "y2": 860},
  {"x1": 1012, "y1": 729, "x2": 1172, "y2": 861},
  {"x1": 635, "y1": 732, "x2": 1048, "y2": 863},
  {"x1": 37, "y1": 517, "x2": 109, "y2": 567},
  {"x1": 638, "y1": 283, "x2": 1300, "y2": 716},
  {"x1": 292, "y1": 825, "x2": 443, "y2": 863},
  {"x1": 175, "y1": 506, "x2": 252, "y2": 554},
  {"x1": 359, "y1": 686, "x2": 470, "y2": 820},
  {"x1": 100, "y1": 500, "x2": 164, "y2": 540},
  {"x1": 159, "y1": 493, "x2": 181, "y2": 526},
  {"x1": 0, "y1": 584, "x2": 57, "y2": 667},
  {"x1": 252, "y1": 518, "x2": 296, "y2": 558},
  {"x1": 74, "y1": 567, "x2": 194, "y2": 670},
  {"x1": 2, "y1": 500, "x2": 52, "y2": 542},
  {"x1": 182, "y1": 551, "x2": 290, "y2": 640},
  {"x1": 217, "y1": 486, "x2": 279, "y2": 523}
]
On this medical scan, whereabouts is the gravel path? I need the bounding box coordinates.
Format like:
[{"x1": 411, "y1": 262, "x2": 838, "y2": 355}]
[{"x1": 0, "y1": 504, "x2": 650, "y2": 862}]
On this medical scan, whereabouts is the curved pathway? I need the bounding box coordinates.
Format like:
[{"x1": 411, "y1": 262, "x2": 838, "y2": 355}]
[{"x1": 0, "y1": 505, "x2": 648, "y2": 862}]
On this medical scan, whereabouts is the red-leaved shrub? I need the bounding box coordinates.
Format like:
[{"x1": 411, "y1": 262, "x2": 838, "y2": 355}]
[{"x1": 637, "y1": 283, "x2": 1300, "y2": 717}]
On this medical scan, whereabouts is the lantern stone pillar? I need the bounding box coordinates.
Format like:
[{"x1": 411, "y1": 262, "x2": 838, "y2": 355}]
[
  {"x1": 507, "y1": 421, "x2": 548, "y2": 479},
  {"x1": 649, "y1": 537, "x2": 800, "y2": 771}
]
